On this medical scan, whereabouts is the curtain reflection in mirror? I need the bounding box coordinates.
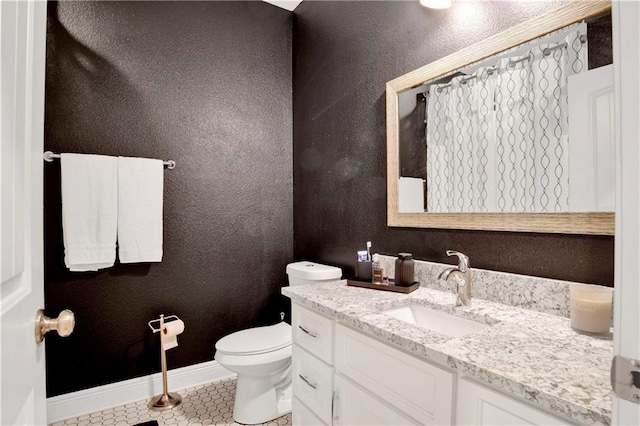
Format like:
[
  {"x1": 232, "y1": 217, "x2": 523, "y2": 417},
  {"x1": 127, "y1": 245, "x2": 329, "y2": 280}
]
[{"x1": 425, "y1": 27, "x2": 587, "y2": 213}]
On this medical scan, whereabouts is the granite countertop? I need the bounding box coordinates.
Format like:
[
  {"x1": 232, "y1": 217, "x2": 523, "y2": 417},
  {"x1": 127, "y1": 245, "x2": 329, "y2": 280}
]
[{"x1": 282, "y1": 281, "x2": 613, "y2": 425}]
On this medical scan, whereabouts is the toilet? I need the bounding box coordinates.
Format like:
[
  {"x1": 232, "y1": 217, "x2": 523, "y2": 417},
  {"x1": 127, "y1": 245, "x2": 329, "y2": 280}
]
[{"x1": 214, "y1": 261, "x2": 342, "y2": 424}]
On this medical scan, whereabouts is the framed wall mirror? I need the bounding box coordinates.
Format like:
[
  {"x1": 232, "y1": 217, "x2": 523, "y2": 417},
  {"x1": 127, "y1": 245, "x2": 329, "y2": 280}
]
[{"x1": 386, "y1": 1, "x2": 614, "y2": 235}]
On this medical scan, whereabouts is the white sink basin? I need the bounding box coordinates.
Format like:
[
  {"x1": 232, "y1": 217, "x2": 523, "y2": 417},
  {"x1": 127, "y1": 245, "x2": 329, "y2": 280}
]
[{"x1": 383, "y1": 305, "x2": 489, "y2": 338}]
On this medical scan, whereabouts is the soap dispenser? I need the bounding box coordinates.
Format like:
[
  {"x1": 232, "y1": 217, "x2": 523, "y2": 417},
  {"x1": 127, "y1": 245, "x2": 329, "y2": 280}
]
[{"x1": 395, "y1": 253, "x2": 415, "y2": 287}]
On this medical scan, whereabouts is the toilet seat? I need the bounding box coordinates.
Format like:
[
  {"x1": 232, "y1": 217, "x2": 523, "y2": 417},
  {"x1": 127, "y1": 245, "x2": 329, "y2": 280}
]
[{"x1": 215, "y1": 322, "x2": 291, "y2": 356}]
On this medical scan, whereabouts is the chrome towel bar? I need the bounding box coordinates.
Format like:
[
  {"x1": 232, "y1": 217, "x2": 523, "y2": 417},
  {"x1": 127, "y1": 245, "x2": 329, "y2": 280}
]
[{"x1": 43, "y1": 151, "x2": 176, "y2": 170}]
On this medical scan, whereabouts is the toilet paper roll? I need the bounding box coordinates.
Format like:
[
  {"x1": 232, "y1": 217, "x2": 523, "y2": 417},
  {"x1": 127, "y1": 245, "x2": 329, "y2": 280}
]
[{"x1": 161, "y1": 319, "x2": 184, "y2": 350}]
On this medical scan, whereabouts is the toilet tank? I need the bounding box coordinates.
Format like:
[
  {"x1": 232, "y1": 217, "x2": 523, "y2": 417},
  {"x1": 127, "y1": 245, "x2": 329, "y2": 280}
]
[{"x1": 286, "y1": 261, "x2": 342, "y2": 286}]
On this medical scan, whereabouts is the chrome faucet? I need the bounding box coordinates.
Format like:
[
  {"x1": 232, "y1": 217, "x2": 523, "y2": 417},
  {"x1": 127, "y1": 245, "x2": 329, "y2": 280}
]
[{"x1": 438, "y1": 251, "x2": 472, "y2": 306}]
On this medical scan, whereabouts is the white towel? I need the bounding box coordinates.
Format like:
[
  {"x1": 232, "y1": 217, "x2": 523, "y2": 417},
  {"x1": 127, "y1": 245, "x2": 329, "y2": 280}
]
[
  {"x1": 117, "y1": 157, "x2": 164, "y2": 263},
  {"x1": 398, "y1": 177, "x2": 425, "y2": 213},
  {"x1": 61, "y1": 153, "x2": 118, "y2": 272}
]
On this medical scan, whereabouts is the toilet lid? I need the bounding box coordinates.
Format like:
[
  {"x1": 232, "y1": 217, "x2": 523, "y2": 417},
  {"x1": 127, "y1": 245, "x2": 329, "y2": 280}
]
[{"x1": 215, "y1": 322, "x2": 292, "y2": 355}]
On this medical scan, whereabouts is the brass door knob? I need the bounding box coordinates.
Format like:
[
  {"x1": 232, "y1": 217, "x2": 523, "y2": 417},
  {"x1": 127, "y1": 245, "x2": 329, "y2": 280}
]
[{"x1": 35, "y1": 309, "x2": 75, "y2": 344}]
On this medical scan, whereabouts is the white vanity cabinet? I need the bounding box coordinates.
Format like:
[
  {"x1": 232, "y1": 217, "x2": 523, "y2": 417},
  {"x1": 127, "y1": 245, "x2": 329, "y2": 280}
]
[
  {"x1": 292, "y1": 304, "x2": 428, "y2": 425},
  {"x1": 290, "y1": 303, "x2": 572, "y2": 426}
]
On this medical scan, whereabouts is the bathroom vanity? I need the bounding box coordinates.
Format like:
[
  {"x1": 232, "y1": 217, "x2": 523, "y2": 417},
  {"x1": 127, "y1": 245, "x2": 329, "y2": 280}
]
[{"x1": 283, "y1": 280, "x2": 612, "y2": 426}]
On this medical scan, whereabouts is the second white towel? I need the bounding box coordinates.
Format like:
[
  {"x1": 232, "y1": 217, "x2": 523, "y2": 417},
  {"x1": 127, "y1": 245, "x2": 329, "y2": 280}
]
[{"x1": 118, "y1": 157, "x2": 164, "y2": 263}]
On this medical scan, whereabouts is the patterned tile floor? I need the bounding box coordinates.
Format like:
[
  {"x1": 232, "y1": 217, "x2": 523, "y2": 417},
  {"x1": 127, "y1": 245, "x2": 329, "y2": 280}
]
[{"x1": 50, "y1": 377, "x2": 292, "y2": 426}]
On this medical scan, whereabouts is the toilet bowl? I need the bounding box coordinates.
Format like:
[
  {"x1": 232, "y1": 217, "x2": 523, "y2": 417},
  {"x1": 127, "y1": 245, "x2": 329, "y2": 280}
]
[
  {"x1": 215, "y1": 261, "x2": 342, "y2": 424},
  {"x1": 215, "y1": 322, "x2": 292, "y2": 424}
]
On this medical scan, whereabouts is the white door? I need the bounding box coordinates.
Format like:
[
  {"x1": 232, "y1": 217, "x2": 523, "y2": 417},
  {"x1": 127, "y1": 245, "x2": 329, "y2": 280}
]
[
  {"x1": 568, "y1": 65, "x2": 615, "y2": 212},
  {"x1": 1, "y1": 1, "x2": 48, "y2": 424},
  {"x1": 612, "y1": 0, "x2": 640, "y2": 424}
]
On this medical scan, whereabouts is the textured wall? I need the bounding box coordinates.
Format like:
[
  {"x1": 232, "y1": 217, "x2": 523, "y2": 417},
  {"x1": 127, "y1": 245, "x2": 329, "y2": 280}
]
[
  {"x1": 292, "y1": 1, "x2": 614, "y2": 286},
  {"x1": 44, "y1": 1, "x2": 292, "y2": 396}
]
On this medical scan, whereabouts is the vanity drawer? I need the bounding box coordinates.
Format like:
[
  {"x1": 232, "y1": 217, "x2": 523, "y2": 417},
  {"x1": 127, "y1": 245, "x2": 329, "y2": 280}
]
[
  {"x1": 292, "y1": 344, "x2": 334, "y2": 424},
  {"x1": 292, "y1": 304, "x2": 334, "y2": 364},
  {"x1": 456, "y1": 379, "x2": 571, "y2": 425},
  {"x1": 292, "y1": 397, "x2": 327, "y2": 426},
  {"x1": 335, "y1": 324, "x2": 454, "y2": 425}
]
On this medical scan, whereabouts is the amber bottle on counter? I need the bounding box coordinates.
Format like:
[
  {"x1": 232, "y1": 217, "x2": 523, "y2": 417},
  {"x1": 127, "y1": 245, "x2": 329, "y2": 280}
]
[{"x1": 395, "y1": 253, "x2": 414, "y2": 287}]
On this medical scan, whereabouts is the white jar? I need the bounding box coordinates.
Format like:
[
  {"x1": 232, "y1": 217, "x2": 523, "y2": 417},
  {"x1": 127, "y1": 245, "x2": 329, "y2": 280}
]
[{"x1": 569, "y1": 283, "x2": 613, "y2": 335}]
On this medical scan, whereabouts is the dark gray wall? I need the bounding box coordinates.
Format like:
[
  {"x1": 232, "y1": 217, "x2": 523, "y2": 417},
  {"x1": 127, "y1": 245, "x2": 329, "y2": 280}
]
[
  {"x1": 292, "y1": 1, "x2": 614, "y2": 286},
  {"x1": 44, "y1": 1, "x2": 292, "y2": 397}
]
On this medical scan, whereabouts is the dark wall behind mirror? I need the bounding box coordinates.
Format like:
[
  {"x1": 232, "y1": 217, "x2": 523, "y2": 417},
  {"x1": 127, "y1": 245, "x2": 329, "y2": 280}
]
[
  {"x1": 293, "y1": 1, "x2": 614, "y2": 286},
  {"x1": 588, "y1": 14, "x2": 613, "y2": 69}
]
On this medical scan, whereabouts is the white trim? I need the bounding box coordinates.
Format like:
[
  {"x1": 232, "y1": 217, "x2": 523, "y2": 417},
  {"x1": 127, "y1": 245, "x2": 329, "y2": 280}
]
[
  {"x1": 46, "y1": 360, "x2": 235, "y2": 423},
  {"x1": 263, "y1": 0, "x2": 302, "y2": 12}
]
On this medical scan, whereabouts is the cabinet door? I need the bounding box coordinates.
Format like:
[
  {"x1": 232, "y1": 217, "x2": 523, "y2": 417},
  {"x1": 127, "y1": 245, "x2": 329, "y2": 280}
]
[
  {"x1": 333, "y1": 375, "x2": 419, "y2": 426},
  {"x1": 293, "y1": 397, "x2": 326, "y2": 426},
  {"x1": 456, "y1": 379, "x2": 570, "y2": 425},
  {"x1": 335, "y1": 324, "x2": 453, "y2": 425}
]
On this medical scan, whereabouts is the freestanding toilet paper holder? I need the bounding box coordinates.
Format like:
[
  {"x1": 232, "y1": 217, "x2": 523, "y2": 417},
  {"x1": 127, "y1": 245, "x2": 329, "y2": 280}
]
[{"x1": 147, "y1": 314, "x2": 182, "y2": 411}]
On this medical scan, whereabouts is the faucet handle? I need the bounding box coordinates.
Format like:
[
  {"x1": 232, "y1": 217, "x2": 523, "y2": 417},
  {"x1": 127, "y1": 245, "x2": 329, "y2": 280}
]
[{"x1": 445, "y1": 250, "x2": 470, "y2": 272}]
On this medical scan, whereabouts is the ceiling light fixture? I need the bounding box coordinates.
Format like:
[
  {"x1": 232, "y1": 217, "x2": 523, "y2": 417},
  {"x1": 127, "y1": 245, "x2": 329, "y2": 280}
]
[{"x1": 420, "y1": 0, "x2": 452, "y2": 9}]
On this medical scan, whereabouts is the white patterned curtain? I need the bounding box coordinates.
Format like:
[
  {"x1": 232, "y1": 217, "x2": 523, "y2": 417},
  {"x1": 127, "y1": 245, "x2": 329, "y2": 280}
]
[{"x1": 426, "y1": 30, "x2": 586, "y2": 213}]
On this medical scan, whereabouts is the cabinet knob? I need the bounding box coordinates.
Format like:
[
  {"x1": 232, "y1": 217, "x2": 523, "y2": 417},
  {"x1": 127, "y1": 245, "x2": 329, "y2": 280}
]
[{"x1": 35, "y1": 309, "x2": 75, "y2": 344}]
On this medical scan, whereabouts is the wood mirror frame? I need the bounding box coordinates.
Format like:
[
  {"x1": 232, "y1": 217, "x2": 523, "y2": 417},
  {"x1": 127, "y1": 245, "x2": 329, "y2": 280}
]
[{"x1": 386, "y1": 1, "x2": 613, "y2": 235}]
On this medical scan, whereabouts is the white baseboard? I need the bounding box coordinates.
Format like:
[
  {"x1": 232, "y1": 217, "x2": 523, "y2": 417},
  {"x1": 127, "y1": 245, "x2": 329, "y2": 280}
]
[{"x1": 46, "y1": 360, "x2": 235, "y2": 423}]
